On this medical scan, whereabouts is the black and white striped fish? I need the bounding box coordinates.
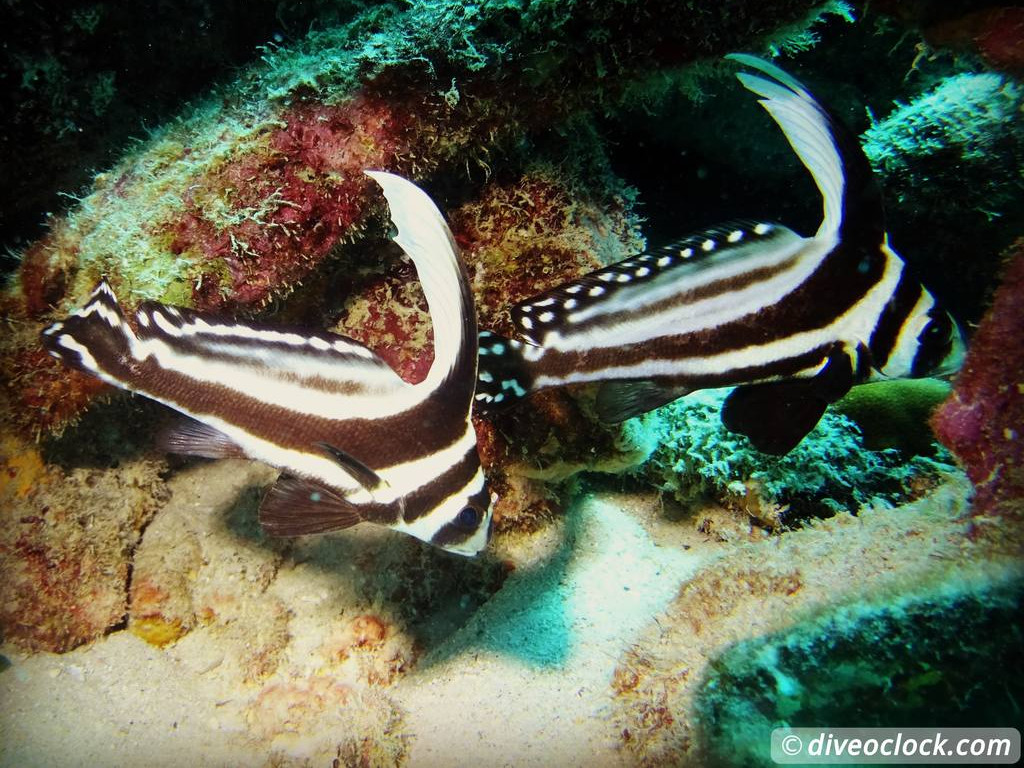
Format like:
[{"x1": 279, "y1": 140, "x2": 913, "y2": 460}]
[
  {"x1": 475, "y1": 55, "x2": 965, "y2": 455},
  {"x1": 42, "y1": 171, "x2": 493, "y2": 555}
]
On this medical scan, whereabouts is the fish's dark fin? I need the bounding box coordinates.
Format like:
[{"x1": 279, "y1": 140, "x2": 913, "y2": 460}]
[
  {"x1": 157, "y1": 418, "x2": 246, "y2": 459},
  {"x1": 474, "y1": 330, "x2": 537, "y2": 413},
  {"x1": 595, "y1": 381, "x2": 691, "y2": 424},
  {"x1": 40, "y1": 281, "x2": 138, "y2": 382},
  {"x1": 259, "y1": 475, "x2": 364, "y2": 537},
  {"x1": 721, "y1": 345, "x2": 855, "y2": 455},
  {"x1": 721, "y1": 382, "x2": 829, "y2": 456},
  {"x1": 728, "y1": 53, "x2": 884, "y2": 250},
  {"x1": 316, "y1": 442, "x2": 387, "y2": 494}
]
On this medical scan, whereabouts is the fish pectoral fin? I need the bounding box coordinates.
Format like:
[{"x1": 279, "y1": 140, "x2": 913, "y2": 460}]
[
  {"x1": 259, "y1": 475, "x2": 364, "y2": 537},
  {"x1": 721, "y1": 381, "x2": 829, "y2": 456},
  {"x1": 157, "y1": 418, "x2": 246, "y2": 459},
  {"x1": 595, "y1": 380, "x2": 691, "y2": 423},
  {"x1": 315, "y1": 442, "x2": 388, "y2": 496},
  {"x1": 721, "y1": 346, "x2": 855, "y2": 455}
]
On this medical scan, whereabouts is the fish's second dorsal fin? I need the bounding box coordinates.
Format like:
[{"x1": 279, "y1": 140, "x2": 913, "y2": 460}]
[{"x1": 511, "y1": 220, "x2": 801, "y2": 347}]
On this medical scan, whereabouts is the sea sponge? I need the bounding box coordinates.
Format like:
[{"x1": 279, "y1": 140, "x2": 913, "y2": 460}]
[
  {"x1": 832, "y1": 378, "x2": 951, "y2": 455},
  {"x1": 932, "y1": 239, "x2": 1024, "y2": 531},
  {"x1": 694, "y1": 578, "x2": 1024, "y2": 766}
]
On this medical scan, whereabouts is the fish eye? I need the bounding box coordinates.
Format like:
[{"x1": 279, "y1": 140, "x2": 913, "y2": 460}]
[
  {"x1": 921, "y1": 315, "x2": 950, "y2": 343},
  {"x1": 456, "y1": 506, "x2": 481, "y2": 529}
]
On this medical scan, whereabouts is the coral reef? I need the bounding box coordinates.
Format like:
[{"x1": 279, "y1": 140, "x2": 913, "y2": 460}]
[
  {"x1": 871, "y1": 2, "x2": 1024, "y2": 73},
  {"x1": 0, "y1": 1, "x2": 355, "y2": 252},
  {"x1": 932, "y1": 240, "x2": 1024, "y2": 531},
  {"x1": 1, "y1": 0, "x2": 851, "y2": 437},
  {"x1": 0, "y1": 431, "x2": 168, "y2": 652},
  {"x1": 609, "y1": 477, "x2": 1022, "y2": 765},
  {"x1": 862, "y1": 72, "x2": 1024, "y2": 220},
  {"x1": 637, "y1": 389, "x2": 953, "y2": 526},
  {"x1": 861, "y1": 69, "x2": 1024, "y2": 324},
  {"x1": 832, "y1": 378, "x2": 951, "y2": 455},
  {"x1": 695, "y1": 578, "x2": 1024, "y2": 766}
]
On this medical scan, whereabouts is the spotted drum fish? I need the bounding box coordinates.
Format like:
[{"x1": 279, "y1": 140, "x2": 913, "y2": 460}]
[
  {"x1": 42, "y1": 171, "x2": 493, "y2": 555},
  {"x1": 474, "y1": 54, "x2": 965, "y2": 455}
]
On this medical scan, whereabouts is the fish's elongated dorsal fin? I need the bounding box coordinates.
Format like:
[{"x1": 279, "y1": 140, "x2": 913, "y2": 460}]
[
  {"x1": 727, "y1": 53, "x2": 884, "y2": 248},
  {"x1": 474, "y1": 330, "x2": 537, "y2": 411},
  {"x1": 366, "y1": 171, "x2": 477, "y2": 391},
  {"x1": 259, "y1": 475, "x2": 365, "y2": 536}
]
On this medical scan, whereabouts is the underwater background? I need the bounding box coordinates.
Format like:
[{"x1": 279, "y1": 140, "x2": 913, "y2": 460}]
[{"x1": 1, "y1": 1, "x2": 1023, "y2": 765}]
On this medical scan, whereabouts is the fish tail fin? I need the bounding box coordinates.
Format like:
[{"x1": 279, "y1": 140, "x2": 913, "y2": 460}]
[
  {"x1": 727, "y1": 53, "x2": 883, "y2": 246},
  {"x1": 40, "y1": 281, "x2": 140, "y2": 385},
  {"x1": 474, "y1": 330, "x2": 537, "y2": 413}
]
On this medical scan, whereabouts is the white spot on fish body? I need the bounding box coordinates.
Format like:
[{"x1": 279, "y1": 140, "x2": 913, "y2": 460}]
[
  {"x1": 658, "y1": 256, "x2": 672, "y2": 267},
  {"x1": 702, "y1": 239, "x2": 715, "y2": 252},
  {"x1": 538, "y1": 311, "x2": 555, "y2": 323},
  {"x1": 754, "y1": 223, "x2": 772, "y2": 235},
  {"x1": 564, "y1": 299, "x2": 578, "y2": 310},
  {"x1": 589, "y1": 286, "x2": 605, "y2": 297},
  {"x1": 728, "y1": 230, "x2": 744, "y2": 243},
  {"x1": 566, "y1": 285, "x2": 583, "y2": 294},
  {"x1": 635, "y1": 267, "x2": 650, "y2": 278}
]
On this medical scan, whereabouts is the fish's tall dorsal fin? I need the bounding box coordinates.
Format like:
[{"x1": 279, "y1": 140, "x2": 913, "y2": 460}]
[
  {"x1": 366, "y1": 171, "x2": 478, "y2": 392},
  {"x1": 727, "y1": 53, "x2": 884, "y2": 248}
]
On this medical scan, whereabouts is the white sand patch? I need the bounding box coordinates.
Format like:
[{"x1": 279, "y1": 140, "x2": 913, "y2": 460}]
[{"x1": 396, "y1": 494, "x2": 702, "y2": 767}]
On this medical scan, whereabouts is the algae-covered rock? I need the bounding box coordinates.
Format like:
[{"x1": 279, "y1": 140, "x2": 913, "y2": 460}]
[
  {"x1": 695, "y1": 578, "x2": 1024, "y2": 767},
  {"x1": 0, "y1": 431, "x2": 168, "y2": 652}
]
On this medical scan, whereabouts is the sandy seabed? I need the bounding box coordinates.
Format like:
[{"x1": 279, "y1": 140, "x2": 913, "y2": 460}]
[{"x1": 1, "y1": 458, "x2": 1015, "y2": 767}]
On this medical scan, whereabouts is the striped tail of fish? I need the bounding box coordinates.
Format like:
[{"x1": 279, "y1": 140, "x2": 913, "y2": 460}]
[{"x1": 41, "y1": 282, "x2": 141, "y2": 388}]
